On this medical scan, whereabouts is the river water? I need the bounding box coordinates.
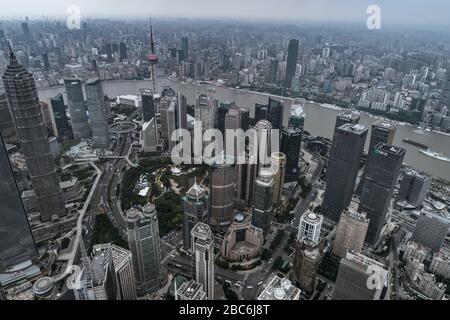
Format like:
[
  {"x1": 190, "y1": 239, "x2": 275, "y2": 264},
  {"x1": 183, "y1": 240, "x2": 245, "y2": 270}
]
[{"x1": 37, "y1": 79, "x2": 450, "y2": 180}]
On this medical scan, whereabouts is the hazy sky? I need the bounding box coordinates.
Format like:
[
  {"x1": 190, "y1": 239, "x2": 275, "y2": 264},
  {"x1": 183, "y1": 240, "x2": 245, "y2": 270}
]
[{"x1": 0, "y1": 0, "x2": 449, "y2": 28}]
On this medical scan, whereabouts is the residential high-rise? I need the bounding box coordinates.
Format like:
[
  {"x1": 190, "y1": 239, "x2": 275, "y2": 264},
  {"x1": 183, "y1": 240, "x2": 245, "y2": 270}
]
[
  {"x1": 411, "y1": 211, "x2": 450, "y2": 253},
  {"x1": 332, "y1": 209, "x2": 370, "y2": 259},
  {"x1": 126, "y1": 204, "x2": 161, "y2": 296},
  {"x1": 398, "y1": 169, "x2": 431, "y2": 207},
  {"x1": 49, "y1": 93, "x2": 71, "y2": 140},
  {"x1": 323, "y1": 124, "x2": 368, "y2": 222},
  {"x1": 207, "y1": 154, "x2": 235, "y2": 231},
  {"x1": 86, "y1": 78, "x2": 109, "y2": 148},
  {"x1": 3, "y1": 49, "x2": 66, "y2": 222},
  {"x1": 271, "y1": 152, "x2": 286, "y2": 206},
  {"x1": 252, "y1": 170, "x2": 274, "y2": 235},
  {"x1": 333, "y1": 251, "x2": 389, "y2": 300},
  {"x1": 191, "y1": 222, "x2": 214, "y2": 300},
  {"x1": 281, "y1": 127, "x2": 302, "y2": 183},
  {"x1": 359, "y1": 143, "x2": 405, "y2": 244},
  {"x1": 110, "y1": 244, "x2": 137, "y2": 300},
  {"x1": 284, "y1": 39, "x2": 299, "y2": 88},
  {"x1": 0, "y1": 92, "x2": 16, "y2": 143},
  {"x1": 65, "y1": 78, "x2": 90, "y2": 139},
  {"x1": 182, "y1": 182, "x2": 209, "y2": 251},
  {"x1": 369, "y1": 120, "x2": 397, "y2": 151},
  {"x1": 0, "y1": 133, "x2": 37, "y2": 269}
]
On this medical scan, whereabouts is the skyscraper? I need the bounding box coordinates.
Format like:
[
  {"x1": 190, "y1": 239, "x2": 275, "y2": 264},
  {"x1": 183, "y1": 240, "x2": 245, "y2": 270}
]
[
  {"x1": 207, "y1": 154, "x2": 235, "y2": 231},
  {"x1": 182, "y1": 182, "x2": 209, "y2": 251},
  {"x1": 176, "y1": 92, "x2": 188, "y2": 131},
  {"x1": 3, "y1": 49, "x2": 66, "y2": 222},
  {"x1": 322, "y1": 124, "x2": 368, "y2": 222},
  {"x1": 284, "y1": 39, "x2": 299, "y2": 88},
  {"x1": 0, "y1": 133, "x2": 37, "y2": 269},
  {"x1": 368, "y1": 120, "x2": 397, "y2": 151},
  {"x1": 0, "y1": 91, "x2": 16, "y2": 143},
  {"x1": 119, "y1": 42, "x2": 127, "y2": 61},
  {"x1": 271, "y1": 152, "x2": 286, "y2": 206},
  {"x1": 191, "y1": 222, "x2": 215, "y2": 300},
  {"x1": 86, "y1": 78, "x2": 109, "y2": 148},
  {"x1": 49, "y1": 93, "x2": 71, "y2": 140},
  {"x1": 195, "y1": 94, "x2": 215, "y2": 132},
  {"x1": 334, "y1": 112, "x2": 360, "y2": 134},
  {"x1": 160, "y1": 96, "x2": 177, "y2": 150},
  {"x1": 289, "y1": 99, "x2": 305, "y2": 131},
  {"x1": 252, "y1": 170, "x2": 274, "y2": 235},
  {"x1": 110, "y1": 244, "x2": 137, "y2": 300},
  {"x1": 281, "y1": 127, "x2": 302, "y2": 183},
  {"x1": 293, "y1": 239, "x2": 321, "y2": 295},
  {"x1": 267, "y1": 97, "x2": 284, "y2": 130},
  {"x1": 141, "y1": 89, "x2": 155, "y2": 123},
  {"x1": 333, "y1": 251, "x2": 389, "y2": 300},
  {"x1": 332, "y1": 209, "x2": 370, "y2": 259},
  {"x1": 359, "y1": 143, "x2": 405, "y2": 244},
  {"x1": 127, "y1": 204, "x2": 161, "y2": 296},
  {"x1": 181, "y1": 36, "x2": 189, "y2": 61},
  {"x1": 65, "y1": 78, "x2": 90, "y2": 140},
  {"x1": 398, "y1": 169, "x2": 431, "y2": 207}
]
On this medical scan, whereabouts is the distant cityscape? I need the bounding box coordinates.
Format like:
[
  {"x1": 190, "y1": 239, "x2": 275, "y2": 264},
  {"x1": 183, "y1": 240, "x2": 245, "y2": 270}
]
[{"x1": 1, "y1": 6, "x2": 450, "y2": 302}]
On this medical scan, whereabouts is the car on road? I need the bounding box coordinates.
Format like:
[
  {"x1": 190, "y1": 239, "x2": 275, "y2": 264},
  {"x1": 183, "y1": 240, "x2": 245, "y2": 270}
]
[
  {"x1": 257, "y1": 281, "x2": 263, "y2": 286},
  {"x1": 246, "y1": 286, "x2": 254, "y2": 289}
]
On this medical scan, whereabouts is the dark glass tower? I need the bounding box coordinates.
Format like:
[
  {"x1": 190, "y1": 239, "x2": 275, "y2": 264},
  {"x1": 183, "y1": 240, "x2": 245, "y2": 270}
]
[
  {"x1": 322, "y1": 124, "x2": 367, "y2": 222},
  {"x1": 49, "y1": 93, "x2": 71, "y2": 139},
  {"x1": 284, "y1": 39, "x2": 299, "y2": 88},
  {"x1": 267, "y1": 97, "x2": 284, "y2": 130},
  {"x1": 281, "y1": 127, "x2": 302, "y2": 183},
  {"x1": 359, "y1": 143, "x2": 405, "y2": 245},
  {"x1": 3, "y1": 48, "x2": 66, "y2": 222},
  {"x1": 64, "y1": 78, "x2": 90, "y2": 139},
  {"x1": 0, "y1": 133, "x2": 38, "y2": 269},
  {"x1": 86, "y1": 78, "x2": 109, "y2": 148},
  {"x1": 141, "y1": 89, "x2": 155, "y2": 123},
  {"x1": 252, "y1": 171, "x2": 274, "y2": 236}
]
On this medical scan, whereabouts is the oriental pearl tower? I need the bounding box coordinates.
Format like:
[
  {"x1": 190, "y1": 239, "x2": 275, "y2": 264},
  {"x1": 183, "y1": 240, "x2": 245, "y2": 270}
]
[{"x1": 148, "y1": 15, "x2": 158, "y2": 95}]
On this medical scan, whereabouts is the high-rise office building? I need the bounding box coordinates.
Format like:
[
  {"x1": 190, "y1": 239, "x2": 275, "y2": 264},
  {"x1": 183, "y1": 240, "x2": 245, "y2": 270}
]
[
  {"x1": 195, "y1": 94, "x2": 216, "y2": 132},
  {"x1": 191, "y1": 222, "x2": 215, "y2": 300},
  {"x1": 334, "y1": 112, "x2": 360, "y2": 134},
  {"x1": 281, "y1": 127, "x2": 302, "y2": 183},
  {"x1": 65, "y1": 78, "x2": 90, "y2": 139},
  {"x1": 160, "y1": 96, "x2": 177, "y2": 150},
  {"x1": 90, "y1": 244, "x2": 118, "y2": 300},
  {"x1": 207, "y1": 154, "x2": 235, "y2": 231},
  {"x1": 333, "y1": 251, "x2": 389, "y2": 300},
  {"x1": 252, "y1": 170, "x2": 274, "y2": 235},
  {"x1": 298, "y1": 211, "x2": 323, "y2": 246},
  {"x1": 323, "y1": 124, "x2": 368, "y2": 222},
  {"x1": 141, "y1": 89, "x2": 155, "y2": 123},
  {"x1": 49, "y1": 93, "x2": 71, "y2": 140},
  {"x1": 284, "y1": 39, "x2": 299, "y2": 88},
  {"x1": 411, "y1": 211, "x2": 450, "y2": 253},
  {"x1": 119, "y1": 42, "x2": 127, "y2": 60},
  {"x1": 398, "y1": 169, "x2": 431, "y2": 207},
  {"x1": 181, "y1": 37, "x2": 189, "y2": 61},
  {"x1": 369, "y1": 120, "x2": 397, "y2": 151},
  {"x1": 253, "y1": 103, "x2": 268, "y2": 125},
  {"x1": 359, "y1": 143, "x2": 405, "y2": 244},
  {"x1": 217, "y1": 102, "x2": 232, "y2": 136},
  {"x1": 176, "y1": 92, "x2": 188, "y2": 131},
  {"x1": 126, "y1": 204, "x2": 161, "y2": 296},
  {"x1": 293, "y1": 239, "x2": 321, "y2": 295},
  {"x1": 86, "y1": 78, "x2": 109, "y2": 148},
  {"x1": 0, "y1": 133, "x2": 37, "y2": 269},
  {"x1": 332, "y1": 209, "x2": 370, "y2": 259},
  {"x1": 289, "y1": 99, "x2": 305, "y2": 131},
  {"x1": 267, "y1": 97, "x2": 284, "y2": 130},
  {"x1": 3, "y1": 49, "x2": 66, "y2": 222},
  {"x1": 182, "y1": 182, "x2": 209, "y2": 251},
  {"x1": 110, "y1": 244, "x2": 137, "y2": 300},
  {"x1": 271, "y1": 152, "x2": 286, "y2": 206},
  {"x1": 0, "y1": 92, "x2": 16, "y2": 143}
]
